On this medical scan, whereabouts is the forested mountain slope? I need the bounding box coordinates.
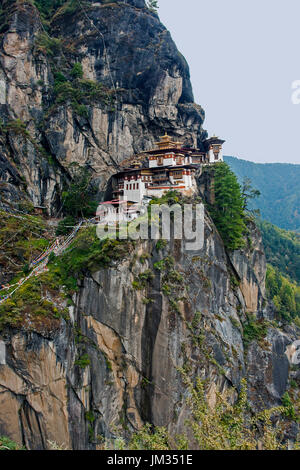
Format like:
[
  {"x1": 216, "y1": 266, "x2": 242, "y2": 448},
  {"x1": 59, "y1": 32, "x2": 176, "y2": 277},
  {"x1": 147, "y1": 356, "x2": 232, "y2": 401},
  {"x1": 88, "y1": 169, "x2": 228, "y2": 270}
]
[
  {"x1": 225, "y1": 156, "x2": 300, "y2": 232},
  {"x1": 258, "y1": 220, "x2": 300, "y2": 284}
]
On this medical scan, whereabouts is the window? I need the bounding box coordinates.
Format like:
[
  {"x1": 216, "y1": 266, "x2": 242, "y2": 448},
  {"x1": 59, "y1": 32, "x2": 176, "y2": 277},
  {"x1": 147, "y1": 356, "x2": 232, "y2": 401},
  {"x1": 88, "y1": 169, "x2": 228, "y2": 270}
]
[
  {"x1": 136, "y1": 183, "x2": 139, "y2": 189},
  {"x1": 172, "y1": 171, "x2": 182, "y2": 179}
]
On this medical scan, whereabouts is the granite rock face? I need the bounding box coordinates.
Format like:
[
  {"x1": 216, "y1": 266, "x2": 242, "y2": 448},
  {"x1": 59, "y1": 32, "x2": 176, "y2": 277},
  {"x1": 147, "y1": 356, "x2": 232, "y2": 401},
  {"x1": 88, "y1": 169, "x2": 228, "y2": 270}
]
[
  {"x1": 0, "y1": 212, "x2": 298, "y2": 449},
  {"x1": 0, "y1": 0, "x2": 299, "y2": 450},
  {"x1": 0, "y1": 0, "x2": 206, "y2": 213}
]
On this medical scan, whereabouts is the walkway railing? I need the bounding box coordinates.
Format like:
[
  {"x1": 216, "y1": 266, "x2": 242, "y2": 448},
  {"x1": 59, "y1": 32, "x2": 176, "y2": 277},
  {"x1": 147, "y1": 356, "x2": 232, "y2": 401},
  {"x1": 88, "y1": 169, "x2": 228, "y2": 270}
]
[{"x1": 0, "y1": 221, "x2": 83, "y2": 305}]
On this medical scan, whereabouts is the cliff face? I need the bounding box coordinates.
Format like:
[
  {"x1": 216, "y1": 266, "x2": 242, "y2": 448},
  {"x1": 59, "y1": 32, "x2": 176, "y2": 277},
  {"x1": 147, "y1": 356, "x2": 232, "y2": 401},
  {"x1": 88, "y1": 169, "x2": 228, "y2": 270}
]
[
  {"x1": 0, "y1": 0, "x2": 206, "y2": 214},
  {"x1": 0, "y1": 211, "x2": 299, "y2": 449},
  {"x1": 0, "y1": 0, "x2": 299, "y2": 451}
]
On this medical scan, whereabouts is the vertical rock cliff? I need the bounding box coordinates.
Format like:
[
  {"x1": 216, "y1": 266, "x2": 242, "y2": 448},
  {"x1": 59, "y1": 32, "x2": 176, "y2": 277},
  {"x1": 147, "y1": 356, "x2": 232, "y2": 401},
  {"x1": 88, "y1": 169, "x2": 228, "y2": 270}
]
[
  {"x1": 0, "y1": 206, "x2": 299, "y2": 449},
  {"x1": 0, "y1": 0, "x2": 206, "y2": 213},
  {"x1": 0, "y1": 0, "x2": 299, "y2": 450}
]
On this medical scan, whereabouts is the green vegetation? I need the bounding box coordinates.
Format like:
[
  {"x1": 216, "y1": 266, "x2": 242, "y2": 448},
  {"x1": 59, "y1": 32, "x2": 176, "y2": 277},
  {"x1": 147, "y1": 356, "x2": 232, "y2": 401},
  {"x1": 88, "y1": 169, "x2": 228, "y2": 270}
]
[
  {"x1": 229, "y1": 316, "x2": 241, "y2": 331},
  {"x1": 35, "y1": 30, "x2": 116, "y2": 117},
  {"x1": 70, "y1": 62, "x2": 83, "y2": 79},
  {"x1": 142, "y1": 297, "x2": 154, "y2": 305},
  {"x1": 0, "y1": 212, "x2": 70, "y2": 331},
  {"x1": 33, "y1": 0, "x2": 68, "y2": 21},
  {"x1": 225, "y1": 161, "x2": 300, "y2": 324},
  {"x1": 0, "y1": 436, "x2": 24, "y2": 450},
  {"x1": 85, "y1": 409, "x2": 96, "y2": 441},
  {"x1": 132, "y1": 269, "x2": 154, "y2": 290},
  {"x1": 259, "y1": 220, "x2": 300, "y2": 284},
  {"x1": 127, "y1": 377, "x2": 290, "y2": 450},
  {"x1": 139, "y1": 253, "x2": 150, "y2": 264},
  {"x1": 153, "y1": 255, "x2": 174, "y2": 272},
  {"x1": 35, "y1": 32, "x2": 62, "y2": 56},
  {"x1": 33, "y1": 0, "x2": 80, "y2": 25},
  {"x1": 75, "y1": 353, "x2": 90, "y2": 368},
  {"x1": 281, "y1": 392, "x2": 297, "y2": 420},
  {"x1": 225, "y1": 156, "x2": 300, "y2": 232},
  {"x1": 51, "y1": 0, "x2": 79, "y2": 19},
  {"x1": 52, "y1": 226, "x2": 133, "y2": 284},
  {"x1": 241, "y1": 177, "x2": 261, "y2": 214},
  {"x1": 266, "y1": 265, "x2": 300, "y2": 322},
  {"x1": 0, "y1": 211, "x2": 132, "y2": 331},
  {"x1": 0, "y1": 211, "x2": 49, "y2": 280},
  {"x1": 129, "y1": 424, "x2": 170, "y2": 450},
  {"x1": 52, "y1": 74, "x2": 115, "y2": 117},
  {"x1": 5, "y1": 119, "x2": 29, "y2": 135},
  {"x1": 85, "y1": 410, "x2": 95, "y2": 424},
  {"x1": 155, "y1": 239, "x2": 167, "y2": 252},
  {"x1": 206, "y1": 163, "x2": 246, "y2": 250},
  {"x1": 56, "y1": 215, "x2": 76, "y2": 236},
  {"x1": 186, "y1": 311, "x2": 205, "y2": 348},
  {"x1": 0, "y1": 274, "x2": 68, "y2": 332},
  {"x1": 153, "y1": 255, "x2": 185, "y2": 314},
  {"x1": 0, "y1": 119, "x2": 32, "y2": 141},
  {"x1": 242, "y1": 313, "x2": 268, "y2": 348},
  {"x1": 149, "y1": 189, "x2": 183, "y2": 207},
  {"x1": 61, "y1": 163, "x2": 97, "y2": 218}
]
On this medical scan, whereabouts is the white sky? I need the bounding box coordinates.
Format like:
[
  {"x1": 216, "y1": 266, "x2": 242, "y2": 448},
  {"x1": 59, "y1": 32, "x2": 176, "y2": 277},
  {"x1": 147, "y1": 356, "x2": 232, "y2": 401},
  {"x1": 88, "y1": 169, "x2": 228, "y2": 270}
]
[{"x1": 158, "y1": 0, "x2": 300, "y2": 163}]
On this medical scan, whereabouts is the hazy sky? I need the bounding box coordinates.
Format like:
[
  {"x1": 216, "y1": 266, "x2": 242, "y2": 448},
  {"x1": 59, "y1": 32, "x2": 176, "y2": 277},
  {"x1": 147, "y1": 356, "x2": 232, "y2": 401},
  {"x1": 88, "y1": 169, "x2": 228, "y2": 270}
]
[{"x1": 158, "y1": 0, "x2": 300, "y2": 163}]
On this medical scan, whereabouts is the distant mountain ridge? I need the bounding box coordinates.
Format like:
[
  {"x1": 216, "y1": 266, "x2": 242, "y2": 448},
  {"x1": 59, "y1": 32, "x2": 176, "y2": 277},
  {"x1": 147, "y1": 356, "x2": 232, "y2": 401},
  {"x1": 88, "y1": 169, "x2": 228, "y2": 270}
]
[
  {"x1": 224, "y1": 156, "x2": 300, "y2": 232},
  {"x1": 258, "y1": 219, "x2": 300, "y2": 284}
]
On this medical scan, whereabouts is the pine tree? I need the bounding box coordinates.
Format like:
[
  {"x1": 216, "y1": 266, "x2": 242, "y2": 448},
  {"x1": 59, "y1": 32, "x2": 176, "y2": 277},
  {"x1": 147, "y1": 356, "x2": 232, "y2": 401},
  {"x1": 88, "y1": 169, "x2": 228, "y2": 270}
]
[
  {"x1": 62, "y1": 163, "x2": 97, "y2": 218},
  {"x1": 209, "y1": 163, "x2": 246, "y2": 250}
]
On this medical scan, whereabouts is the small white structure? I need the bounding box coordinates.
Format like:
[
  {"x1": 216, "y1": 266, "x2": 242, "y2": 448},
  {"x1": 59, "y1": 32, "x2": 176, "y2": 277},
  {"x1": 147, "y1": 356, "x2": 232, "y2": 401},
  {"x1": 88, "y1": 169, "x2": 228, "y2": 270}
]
[
  {"x1": 204, "y1": 136, "x2": 224, "y2": 163},
  {"x1": 96, "y1": 200, "x2": 142, "y2": 225}
]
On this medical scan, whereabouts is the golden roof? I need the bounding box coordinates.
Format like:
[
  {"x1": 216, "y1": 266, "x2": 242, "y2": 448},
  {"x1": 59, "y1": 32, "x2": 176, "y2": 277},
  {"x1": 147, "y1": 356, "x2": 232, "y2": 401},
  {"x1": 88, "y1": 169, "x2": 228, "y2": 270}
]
[
  {"x1": 154, "y1": 132, "x2": 183, "y2": 149},
  {"x1": 130, "y1": 159, "x2": 142, "y2": 168}
]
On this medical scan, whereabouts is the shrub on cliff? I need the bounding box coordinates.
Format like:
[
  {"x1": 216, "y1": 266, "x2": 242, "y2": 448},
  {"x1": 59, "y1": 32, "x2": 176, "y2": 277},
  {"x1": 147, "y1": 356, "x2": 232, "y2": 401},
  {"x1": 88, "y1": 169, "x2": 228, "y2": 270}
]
[
  {"x1": 35, "y1": 32, "x2": 62, "y2": 56},
  {"x1": 242, "y1": 313, "x2": 268, "y2": 348},
  {"x1": 258, "y1": 220, "x2": 300, "y2": 284},
  {"x1": 127, "y1": 377, "x2": 292, "y2": 450},
  {"x1": 266, "y1": 264, "x2": 300, "y2": 322},
  {"x1": 0, "y1": 436, "x2": 24, "y2": 450},
  {"x1": 53, "y1": 226, "x2": 133, "y2": 281},
  {"x1": 61, "y1": 163, "x2": 98, "y2": 218},
  {"x1": 56, "y1": 215, "x2": 76, "y2": 235},
  {"x1": 33, "y1": 0, "x2": 76, "y2": 23},
  {"x1": 70, "y1": 62, "x2": 83, "y2": 80},
  {"x1": 207, "y1": 162, "x2": 246, "y2": 250},
  {"x1": 52, "y1": 74, "x2": 114, "y2": 117}
]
